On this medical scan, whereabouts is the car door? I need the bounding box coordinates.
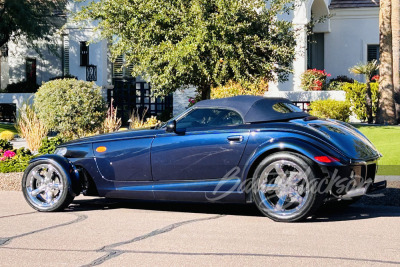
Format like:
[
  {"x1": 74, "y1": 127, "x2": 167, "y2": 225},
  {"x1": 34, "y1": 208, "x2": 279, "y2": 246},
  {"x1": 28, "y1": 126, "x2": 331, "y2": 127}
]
[{"x1": 151, "y1": 108, "x2": 250, "y2": 182}]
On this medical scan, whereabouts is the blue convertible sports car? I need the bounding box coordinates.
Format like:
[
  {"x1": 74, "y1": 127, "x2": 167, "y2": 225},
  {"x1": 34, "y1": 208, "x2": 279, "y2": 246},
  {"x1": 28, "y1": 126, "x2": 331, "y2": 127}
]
[{"x1": 22, "y1": 96, "x2": 386, "y2": 222}]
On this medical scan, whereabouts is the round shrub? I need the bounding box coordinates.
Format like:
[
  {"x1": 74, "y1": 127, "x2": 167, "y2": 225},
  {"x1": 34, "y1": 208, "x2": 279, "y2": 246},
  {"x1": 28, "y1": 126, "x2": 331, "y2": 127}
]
[
  {"x1": 34, "y1": 79, "x2": 107, "y2": 138},
  {"x1": 327, "y1": 75, "x2": 355, "y2": 91},
  {"x1": 0, "y1": 130, "x2": 15, "y2": 141},
  {"x1": 309, "y1": 99, "x2": 351, "y2": 122}
]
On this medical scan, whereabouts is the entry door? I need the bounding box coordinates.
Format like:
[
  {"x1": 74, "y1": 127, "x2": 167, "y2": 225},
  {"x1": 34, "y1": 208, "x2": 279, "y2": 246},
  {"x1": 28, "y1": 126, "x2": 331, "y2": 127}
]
[{"x1": 307, "y1": 33, "x2": 325, "y2": 70}]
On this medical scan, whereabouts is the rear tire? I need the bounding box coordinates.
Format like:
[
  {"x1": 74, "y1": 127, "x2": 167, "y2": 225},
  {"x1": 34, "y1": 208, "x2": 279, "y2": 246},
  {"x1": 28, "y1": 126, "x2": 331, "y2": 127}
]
[
  {"x1": 22, "y1": 160, "x2": 75, "y2": 212},
  {"x1": 252, "y1": 152, "x2": 326, "y2": 222}
]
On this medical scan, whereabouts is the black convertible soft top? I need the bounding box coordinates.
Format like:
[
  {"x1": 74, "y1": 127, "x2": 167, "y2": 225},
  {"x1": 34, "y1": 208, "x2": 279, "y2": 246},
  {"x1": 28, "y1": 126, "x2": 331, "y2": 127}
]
[{"x1": 193, "y1": 95, "x2": 309, "y2": 123}]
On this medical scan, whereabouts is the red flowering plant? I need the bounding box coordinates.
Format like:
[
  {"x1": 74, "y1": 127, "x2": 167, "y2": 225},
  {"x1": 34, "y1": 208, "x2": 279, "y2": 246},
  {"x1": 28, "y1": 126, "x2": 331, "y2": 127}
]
[
  {"x1": 187, "y1": 94, "x2": 202, "y2": 108},
  {"x1": 371, "y1": 75, "x2": 380, "y2": 82},
  {"x1": 300, "y1": 69, "x2": 331, "y2": 91},
  {"x1": 0, "y1": 146, "x2": 33, "y2": 173},
  {"x1": 0, "y1": 149, "x2": 16, "y2": 161}
]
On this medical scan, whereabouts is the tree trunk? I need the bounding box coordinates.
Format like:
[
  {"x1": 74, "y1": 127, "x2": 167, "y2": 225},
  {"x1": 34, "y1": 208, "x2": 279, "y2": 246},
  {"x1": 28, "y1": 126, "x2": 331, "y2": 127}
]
[
  {"x1": 377, "y1": 0, "x2": 397, "y2": 125},
  {"x1": 200, "y1": 84, "x2": 211, "y2": 100},
  {"x1": 365, "y1": 80, "x2": 373, "y2": 123},
  {"x1": 0, "y1": 54, "x2": 2, "y2": 90},
  {"x1": 392, "y1": 0, "x2": 400, "y2": 122}
]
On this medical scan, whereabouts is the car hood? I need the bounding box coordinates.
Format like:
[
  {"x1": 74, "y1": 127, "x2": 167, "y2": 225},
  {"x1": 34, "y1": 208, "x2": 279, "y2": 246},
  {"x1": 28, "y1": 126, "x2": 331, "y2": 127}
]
[
  {"x1": 61, "y1": 128, "x2": 164, "y2": 146},
  {"x1": 292, "y1": 118, "x2": 380, "y2": 161}
]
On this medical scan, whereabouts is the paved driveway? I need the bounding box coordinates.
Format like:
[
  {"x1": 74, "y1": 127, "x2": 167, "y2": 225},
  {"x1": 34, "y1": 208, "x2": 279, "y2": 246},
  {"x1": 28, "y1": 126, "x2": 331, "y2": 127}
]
[{"x1": 1, "y1": 191, "x2": 400, "y2": 266}]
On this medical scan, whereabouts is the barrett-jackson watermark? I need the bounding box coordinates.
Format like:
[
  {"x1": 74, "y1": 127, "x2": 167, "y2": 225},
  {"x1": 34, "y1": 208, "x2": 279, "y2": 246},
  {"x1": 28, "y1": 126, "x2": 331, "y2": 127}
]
[{"x1": 205, "y1": 166, "x2": 386, "y2": 202}]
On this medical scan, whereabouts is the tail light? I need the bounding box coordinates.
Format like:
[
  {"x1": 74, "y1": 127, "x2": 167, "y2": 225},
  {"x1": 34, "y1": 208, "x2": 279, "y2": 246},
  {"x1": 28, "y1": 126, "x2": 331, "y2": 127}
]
[{"x1": 314, "y1": 156, "x2": 340, "y2": 163}]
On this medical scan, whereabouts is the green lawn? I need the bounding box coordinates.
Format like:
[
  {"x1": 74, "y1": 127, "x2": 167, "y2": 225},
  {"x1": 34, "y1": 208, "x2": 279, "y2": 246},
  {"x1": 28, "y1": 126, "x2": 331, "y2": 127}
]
[
  {"x1": 0, "y1": 123, "x2": 18, "y2": 134},
  {"x1": 356, "y1": 125, "x2": 400, "y2": 175}
]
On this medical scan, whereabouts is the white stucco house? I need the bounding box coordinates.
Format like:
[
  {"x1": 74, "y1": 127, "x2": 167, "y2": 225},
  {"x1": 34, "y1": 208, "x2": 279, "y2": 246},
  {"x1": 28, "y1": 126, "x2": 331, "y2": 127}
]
[{"x1": 0, "y1": 0, "x2": 383, "y2": 121}]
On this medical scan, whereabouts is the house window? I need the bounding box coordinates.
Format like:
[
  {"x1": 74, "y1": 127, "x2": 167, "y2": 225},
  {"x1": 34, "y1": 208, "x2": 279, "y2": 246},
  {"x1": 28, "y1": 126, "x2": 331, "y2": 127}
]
[
  {"x1": 367, "y1": 45, "x2": 380, "y2": 62},
  {"x1": 26, "y1": 58, "x2": 37, "y2": 84},
  {"x1": 80, "y1": 41, "x2": 89, "y2": 66},
  {"x1": 62, "y1": 34, "x2": 70, "y2": 76}
]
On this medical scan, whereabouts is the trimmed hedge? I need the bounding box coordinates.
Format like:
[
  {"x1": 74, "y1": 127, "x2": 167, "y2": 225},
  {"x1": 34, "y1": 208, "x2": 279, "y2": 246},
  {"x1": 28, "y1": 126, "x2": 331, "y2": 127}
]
[
  {"x1": 210, "y1": 80, "x2": 268, "y2": 99},
  {"x1": 342, "y1": 81, "x2": 379, "y2": 122},
  {"x1": 2, "y1": 80, "x2": 39, "y2": 93},
  {"x1": 38, "y1": 135, "x2": 67, "y2": 155},
  {"x1": 309, "y1": 99, "x2": 351, "y2": 122}
]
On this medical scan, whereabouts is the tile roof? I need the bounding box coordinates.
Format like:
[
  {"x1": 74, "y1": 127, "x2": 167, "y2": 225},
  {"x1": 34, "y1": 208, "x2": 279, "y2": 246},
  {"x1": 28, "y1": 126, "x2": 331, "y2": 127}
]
[{"x1": 329, "y1": 0, "x2": 379, "y2": 9}]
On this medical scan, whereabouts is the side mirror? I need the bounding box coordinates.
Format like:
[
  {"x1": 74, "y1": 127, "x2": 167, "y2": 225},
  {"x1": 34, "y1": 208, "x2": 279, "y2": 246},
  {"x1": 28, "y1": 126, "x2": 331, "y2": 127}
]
[
  {"x1": 166, "y1": 120, "x2": 186, "y2": 135},
  {"x1": 166, "y1": 120, "x2": 176, "y2": 133}
]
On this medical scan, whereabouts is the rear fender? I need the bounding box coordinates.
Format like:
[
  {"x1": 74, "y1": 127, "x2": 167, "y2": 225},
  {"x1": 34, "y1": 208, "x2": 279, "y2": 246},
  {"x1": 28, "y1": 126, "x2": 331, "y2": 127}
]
[
  {"x1": 242, "y1": 137, "x2": 346, "y2": 181},
  {"x1": 29, "y1": 154, "x2": 81, "y2": 196}
]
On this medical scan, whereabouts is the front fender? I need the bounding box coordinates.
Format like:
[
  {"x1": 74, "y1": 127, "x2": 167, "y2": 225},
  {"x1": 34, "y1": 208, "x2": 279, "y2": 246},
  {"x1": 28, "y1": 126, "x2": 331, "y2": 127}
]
[{"x1": 29, "y1": 154, "x2": 81, "y2": 196}]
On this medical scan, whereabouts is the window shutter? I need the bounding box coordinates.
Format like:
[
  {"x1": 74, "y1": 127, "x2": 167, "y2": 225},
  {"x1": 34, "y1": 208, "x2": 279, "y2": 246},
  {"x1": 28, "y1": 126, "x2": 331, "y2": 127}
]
[
  {"x1": 113, "y1": 55, "x2": 134, "y2": 78},
  {"x1": 126, "y1": 62, "x2": 134, "y2": 78},
  {"x1": 113, "y1": 55, "x2": 124, "y2": 78},
  {"x1": 367, "y1": 45, "x2": 379, "y2": 62},
  {"x1": 62, "y1": 35, "x2": 70, "y2": 75}
]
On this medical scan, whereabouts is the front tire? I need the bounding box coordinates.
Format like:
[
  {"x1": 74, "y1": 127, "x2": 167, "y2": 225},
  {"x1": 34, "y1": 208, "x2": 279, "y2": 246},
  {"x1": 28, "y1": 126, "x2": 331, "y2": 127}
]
[
  {"x1": 252, "y1": 152, "x2": 325, "y2": 222},
  {"x1": 22, "y1": 160, "x2": 75, "y2": 212}
]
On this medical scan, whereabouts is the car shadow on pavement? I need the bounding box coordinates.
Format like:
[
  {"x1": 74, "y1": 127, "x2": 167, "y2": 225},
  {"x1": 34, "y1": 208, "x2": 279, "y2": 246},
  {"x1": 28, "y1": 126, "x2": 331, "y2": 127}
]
[
  {"x1": 68, "y1": 198, "x2": 263, "y2": 217},
  {"x1": 66, "y1": 188, "x2": 400, "y2": 222},
  {"x1": 310, "y1": 188, "x2": 400, "y2": 222},
  {"x1": 310, "y1": 203, "x2": 400, "y2": 222}
]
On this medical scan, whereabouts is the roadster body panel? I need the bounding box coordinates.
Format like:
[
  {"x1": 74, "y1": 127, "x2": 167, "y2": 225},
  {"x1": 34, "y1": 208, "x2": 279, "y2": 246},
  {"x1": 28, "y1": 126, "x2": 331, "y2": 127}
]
[{"x1": 46, "y1": 96, "x2": 382, "y2": 204}]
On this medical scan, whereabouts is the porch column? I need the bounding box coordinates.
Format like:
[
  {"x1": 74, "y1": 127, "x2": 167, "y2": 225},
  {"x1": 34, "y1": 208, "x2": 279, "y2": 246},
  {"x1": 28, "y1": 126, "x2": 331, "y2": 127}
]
[{"x1": 292, "y1": 24, "x2": 308, "y2": 91}]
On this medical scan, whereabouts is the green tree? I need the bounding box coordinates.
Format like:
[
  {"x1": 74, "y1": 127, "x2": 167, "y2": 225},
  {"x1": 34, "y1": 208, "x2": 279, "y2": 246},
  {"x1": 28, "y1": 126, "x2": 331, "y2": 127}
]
[
  {"x1": 0, "y1": 0, "x2": 67, "y2": 47},
  {"x1": 75, "y1": 0, "x2": 296, "y2": 99}
]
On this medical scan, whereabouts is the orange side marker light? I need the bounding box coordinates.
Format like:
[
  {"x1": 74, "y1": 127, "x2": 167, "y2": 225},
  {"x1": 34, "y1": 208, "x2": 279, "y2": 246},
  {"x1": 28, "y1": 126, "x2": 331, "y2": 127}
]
[{"x1": 96, "y1": 146, "x2": 107, "y2": 153}]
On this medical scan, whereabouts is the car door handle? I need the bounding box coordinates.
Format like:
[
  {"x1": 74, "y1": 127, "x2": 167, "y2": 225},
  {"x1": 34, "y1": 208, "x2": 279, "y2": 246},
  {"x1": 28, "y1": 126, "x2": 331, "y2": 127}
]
[{"x1": 227, "y1": 135, "x2": 244, "y2": 142}]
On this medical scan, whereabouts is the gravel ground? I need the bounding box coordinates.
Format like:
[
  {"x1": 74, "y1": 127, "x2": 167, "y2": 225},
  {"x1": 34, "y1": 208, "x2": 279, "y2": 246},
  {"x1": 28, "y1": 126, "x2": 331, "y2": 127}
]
[
  {"x1": 0, "y1": 172, "x2": 23, "y2": 191},
  {"x1": 1, "y1": 173, "x2": 399, "y2": 207}
]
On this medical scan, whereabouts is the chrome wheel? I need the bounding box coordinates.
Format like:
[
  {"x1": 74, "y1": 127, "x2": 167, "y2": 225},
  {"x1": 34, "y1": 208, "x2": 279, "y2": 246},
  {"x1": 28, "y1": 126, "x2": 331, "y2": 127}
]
[
  {"x1": 24, "y1": 164, "x2": 65, "y2": 210},
  {"x1": 256, "y1": 160, "x2": 310, "y2": 217},
  {"x1": 252, "y1": 152, "x2": 326, "y2": 222}
]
